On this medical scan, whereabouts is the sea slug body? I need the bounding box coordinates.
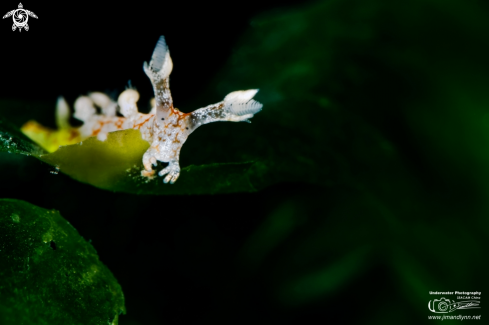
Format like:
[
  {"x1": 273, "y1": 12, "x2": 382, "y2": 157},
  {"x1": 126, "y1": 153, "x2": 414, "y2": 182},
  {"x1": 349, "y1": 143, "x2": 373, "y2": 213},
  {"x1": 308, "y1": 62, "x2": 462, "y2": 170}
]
[{"x1": 22, "y1": 36, "x2": 263, "y2": 184}]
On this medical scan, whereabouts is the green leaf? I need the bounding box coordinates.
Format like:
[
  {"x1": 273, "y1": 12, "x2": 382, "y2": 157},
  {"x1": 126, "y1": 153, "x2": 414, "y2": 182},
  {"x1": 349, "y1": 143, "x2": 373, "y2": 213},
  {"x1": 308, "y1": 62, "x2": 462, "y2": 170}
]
[
  {"x1": 39, "y1": 129, "x2": 257, "y2": 195},
  {"x1": 0, "y1": 199, "x2": 125, "y2": 325},
  {"x1": 0, "y1": 119, "x2": 258, "y2": 194},
  {"x1": 0, "y1": 117, "x2": 45, "y2": 157}
]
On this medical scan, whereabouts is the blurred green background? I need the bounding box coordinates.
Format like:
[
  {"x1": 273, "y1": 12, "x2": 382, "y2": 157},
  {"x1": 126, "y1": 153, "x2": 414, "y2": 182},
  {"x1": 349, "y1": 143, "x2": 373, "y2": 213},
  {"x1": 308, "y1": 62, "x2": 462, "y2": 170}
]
[{"x1": 1, "y1": 0, "x2": 488, "y2": 323}]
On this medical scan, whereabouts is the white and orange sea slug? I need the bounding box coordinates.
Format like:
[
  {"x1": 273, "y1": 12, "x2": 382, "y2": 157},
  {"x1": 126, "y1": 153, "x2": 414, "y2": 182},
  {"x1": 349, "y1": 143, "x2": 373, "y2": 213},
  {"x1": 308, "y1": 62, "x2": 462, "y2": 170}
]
[{"x1": 21, "y1": 36, "x2": 263, "y2": 184}]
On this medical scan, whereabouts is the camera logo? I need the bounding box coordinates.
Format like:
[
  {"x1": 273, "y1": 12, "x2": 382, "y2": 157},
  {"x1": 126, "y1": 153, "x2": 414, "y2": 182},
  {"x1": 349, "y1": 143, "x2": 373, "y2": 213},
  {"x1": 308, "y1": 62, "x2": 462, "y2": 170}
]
[
  {"x1": 428, "y1": 297, "x2": 480, "y2": 313},
  {"x1": 429, "y1": 298, "x2": 456, "y2": 313}
]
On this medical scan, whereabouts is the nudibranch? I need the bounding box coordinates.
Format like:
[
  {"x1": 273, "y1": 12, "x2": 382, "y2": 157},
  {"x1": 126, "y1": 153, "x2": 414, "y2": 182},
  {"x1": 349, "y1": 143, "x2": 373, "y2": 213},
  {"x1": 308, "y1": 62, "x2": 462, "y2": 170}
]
[{"x1": 21, "y1": 36, "x2": 263, "y2": 184}]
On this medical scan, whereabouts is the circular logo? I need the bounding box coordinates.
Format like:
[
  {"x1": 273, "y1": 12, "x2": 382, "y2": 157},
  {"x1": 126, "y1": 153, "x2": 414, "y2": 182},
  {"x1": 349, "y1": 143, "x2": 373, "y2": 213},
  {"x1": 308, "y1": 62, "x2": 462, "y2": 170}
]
[
  {"x1": 438, "y1": 301, "x2": 449, "y2": 312},
  {"x1": 13, "y1": 9, "x2": 28, "y2": 27}
]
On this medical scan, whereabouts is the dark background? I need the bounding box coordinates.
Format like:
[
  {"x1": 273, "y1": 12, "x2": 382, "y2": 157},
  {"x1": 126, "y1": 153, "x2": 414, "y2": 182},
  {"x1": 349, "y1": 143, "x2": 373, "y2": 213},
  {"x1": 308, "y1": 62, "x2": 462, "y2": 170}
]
[{"x1": 1, "y1": 0, "x2": 488, "y2": 324}]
